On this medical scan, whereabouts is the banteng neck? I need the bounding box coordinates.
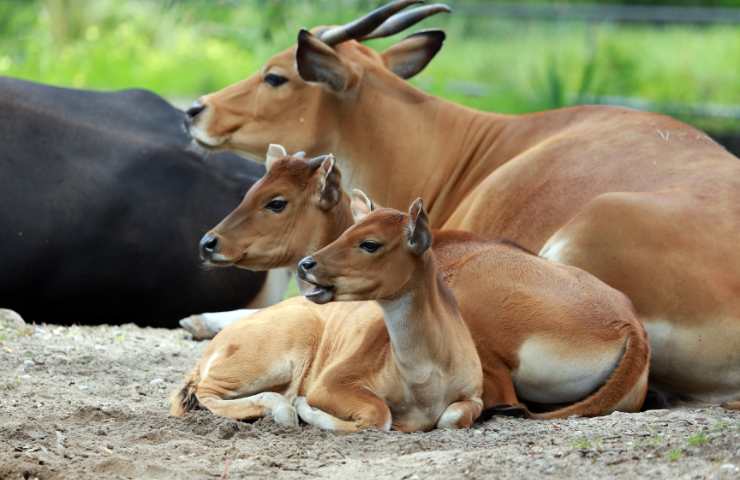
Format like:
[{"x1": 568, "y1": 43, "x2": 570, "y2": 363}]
[
  {"x1": 333, "y1": 75, "x2": 515, "y2": 228},
  {"x1": 377, "y1": 251, "x2": 464, "y2": 382}
]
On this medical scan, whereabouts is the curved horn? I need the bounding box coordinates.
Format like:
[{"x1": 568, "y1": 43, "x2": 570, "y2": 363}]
[
  {"x1": 319, "y1": 0, "x2": 422, "y2": 46},
  {"x1": 362, "y1": 3, "x2": 452, "y2": 41}
]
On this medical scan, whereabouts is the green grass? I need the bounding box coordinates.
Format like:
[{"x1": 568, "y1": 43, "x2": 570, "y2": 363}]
[
  {"x1": 667, "y1": 448, "x2": 683, "y2": 462},
  {"x1": 285, "y1": 276, "x2": 301, "y2": 299},
  {"x1": 687, "y1": 432, "x2": 709, "y2": 447},
  {"x1": 1, "y1": 1, "x2": 739, "y2": 132},
  {"x1": 572, "y1": 437, "x2": 592, "y2": 450}
]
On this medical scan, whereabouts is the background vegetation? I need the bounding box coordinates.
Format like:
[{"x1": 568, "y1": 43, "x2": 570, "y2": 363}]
[{"x1": 1, "y1": 0, "x2": 739, "y2": 133}]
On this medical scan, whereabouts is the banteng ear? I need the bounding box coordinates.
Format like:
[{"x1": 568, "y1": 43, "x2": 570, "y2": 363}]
[
  {"x1": 296, "y1": 29, "x2": 353, "y2": 92},
  {"x1": 266, "y1": 144, "x2": 287, "y2": 171},
  {"x1": 309, "y1": 154, "x2": 342, "y2": 210},
  {"x1": 406, "y1": 197, "x2": 431, "y2": 255},
  {"x1": 350, "y1": 189, "x2": 375, "y2": 223},
  {"x1": 293, "y1": 151, "x2": 306, "y2": 159},
  {"x1": 381, "y1": 30, "x2": 446, "y2": 80}
]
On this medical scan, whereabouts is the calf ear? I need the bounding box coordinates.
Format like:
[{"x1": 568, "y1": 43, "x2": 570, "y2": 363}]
[
  {"x1": 266, "y1": 144, "x2": 287, "y2": 171},
  {"x1": 350, "y1": 189, "x2": 375, "y2": 223},
  {"x1": 309, "y1": 154, "x2": 342, "y2": 210},
  {"x1": 381, "y1": 30, "x2": 445, "y2": 79},
  {"x1": 297, "y1": 29, "x2": 353, "y2": 92},
  {"x1": 406, "y1": 198, "x2": 431, "y2": 255}
]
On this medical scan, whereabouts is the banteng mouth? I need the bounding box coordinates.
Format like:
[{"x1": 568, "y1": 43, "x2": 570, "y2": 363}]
[{"x1": 299, "y1": 277, "x2": 335, "y2": 304}]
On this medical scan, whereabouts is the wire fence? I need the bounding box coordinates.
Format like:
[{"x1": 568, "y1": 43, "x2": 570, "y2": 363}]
[{"x1": 453, "y1": 2, "x2": 740, "y2": 25}]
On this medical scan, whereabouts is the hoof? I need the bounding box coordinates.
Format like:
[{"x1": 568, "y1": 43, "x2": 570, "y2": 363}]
[
  {"x1": 272, "y1": 404, "x2": 300, "y2": 427},
  {"x1": 179, "y1": 315, "x2": 218, "y2": 341},
  {"x1": 482, "y1": 403, "x2": 530, "y2": 419}
]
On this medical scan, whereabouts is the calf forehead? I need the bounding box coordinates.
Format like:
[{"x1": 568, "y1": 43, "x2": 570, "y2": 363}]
[
  {"x1": 267, "y1": 158, "x2": 315, "y2": 184},
  {"x1": 353, "y1": 209, "x2": 406, "y2": 235},
  {"x1": 246, "y1": 160, "x2": 314, "y2": 200}
]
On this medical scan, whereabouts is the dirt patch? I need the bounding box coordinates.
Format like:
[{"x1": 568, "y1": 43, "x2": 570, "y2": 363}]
[{"x1": 0, "y1": 314, "x2": 738, "y2": 479}]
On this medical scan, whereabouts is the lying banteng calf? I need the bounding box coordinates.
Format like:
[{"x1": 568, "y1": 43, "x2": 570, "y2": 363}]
[
  {"x1": 171, "y1": 152, "x2": 649, "y2": 422},
  {"x1": 295, "y1": 198, "x2": 484, "y2": 430},
  {"x1": 171, "y1": 200, "x2": 483, "y2": 432}
]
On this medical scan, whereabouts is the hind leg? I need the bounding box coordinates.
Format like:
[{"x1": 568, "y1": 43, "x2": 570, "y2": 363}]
[
  {"x1": 179, "y1": 309, "x2": 260, "y2": 340},
  {"x1": 198, "y1": 392, "x2": 298, "y2": 426},
  {"x1": 480, "y1": 362, "x2": 530, "y2": 416},
  {"x1": 541, "y1": 191, "x2": 740, "y2": 401}
]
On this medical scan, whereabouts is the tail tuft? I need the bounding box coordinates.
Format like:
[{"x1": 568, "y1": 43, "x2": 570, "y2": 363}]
[{"x1": 169, "y1": 378, "x2": 200, "y2": 416}]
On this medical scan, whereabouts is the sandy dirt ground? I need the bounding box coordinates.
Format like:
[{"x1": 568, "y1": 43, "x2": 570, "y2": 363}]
[{"x1": 1, "y1": 310, "x2": 738, "y2": 480}]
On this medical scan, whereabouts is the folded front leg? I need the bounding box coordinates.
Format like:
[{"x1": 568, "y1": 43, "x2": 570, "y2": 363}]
[
  {"x1": 437, "y1": 398, "x2": 484, "y2": 429},
  {"x1": 297, "y1": 384, "x2": 392, "y2": 432}
]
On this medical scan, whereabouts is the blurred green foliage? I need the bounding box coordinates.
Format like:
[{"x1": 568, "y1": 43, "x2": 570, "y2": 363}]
[{"x1": 1, "y1": 0, "x2": 739, "y2": 131}]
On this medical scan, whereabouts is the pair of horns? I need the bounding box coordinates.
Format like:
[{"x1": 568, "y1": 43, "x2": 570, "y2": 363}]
[{"x1": 319, "y1": 0, "x2": 451, "y2": 46}]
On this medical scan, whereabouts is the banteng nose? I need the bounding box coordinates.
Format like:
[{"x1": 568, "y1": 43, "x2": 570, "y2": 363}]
[
  {"x1": 298, "y1": 256, "x2": 317, "y2": 274},
  {"x1": 186, "y1": 101, "x2": 206, "y2": 119},
  {"x1": 199, "y1": 233, "x2": 219, "y2": 260}
]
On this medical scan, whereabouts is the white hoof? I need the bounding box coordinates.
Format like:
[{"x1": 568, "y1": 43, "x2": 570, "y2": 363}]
[
  {"x1": 179, "y1": 315, "x2": 217, "y2": 340},
  {"x1": 272, "y1": 404, "x2": 299, "y2": 427}
]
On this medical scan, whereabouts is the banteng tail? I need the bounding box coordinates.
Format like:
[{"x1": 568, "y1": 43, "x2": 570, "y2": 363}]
[
  {"x1": 531, "y1": 323, "x2": 650, "y2": 419},
  {"x1": 169, "y1": 367, "x2": 201, "y2": 417}
]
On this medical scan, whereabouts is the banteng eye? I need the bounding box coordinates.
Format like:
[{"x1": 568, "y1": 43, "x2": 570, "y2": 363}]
[
  {"x1": 265, "y1": 198, "x2": 288, "y2": 212},
  {"x1": 264, "y1": 73, "x2": 288, "y2": 88},
  {"x1": 359, "y1": 240, "x2": 382, "y2": 253}
]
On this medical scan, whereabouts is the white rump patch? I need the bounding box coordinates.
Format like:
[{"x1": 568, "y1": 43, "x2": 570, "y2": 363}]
[
  {"x1": 645, "y1": 318, "x2": 740, "y2": 403},
  {"x1": 514, "y1": 336, "x2": 623, "y2": 404},
  {"x1": 539, "y1": 237, "x2": 570, "y2": 263}
]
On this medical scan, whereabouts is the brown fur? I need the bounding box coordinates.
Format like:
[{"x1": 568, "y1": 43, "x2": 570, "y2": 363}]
[
  {"x1": 189, "y1": 26, "x2": 740, "y2": 404},
  {"x1": 297, "y1": 200, "x2": 484, "y2": 431},
  {"x1": 172, "y1": 163, "x2": 651, "y2": 425}
]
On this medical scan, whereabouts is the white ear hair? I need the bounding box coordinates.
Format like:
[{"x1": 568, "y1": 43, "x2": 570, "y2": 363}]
[
  {"x1": 406, "y1": 197, "x2": 431, "y2": 255},
  {"x1": 320, "y1": 154, "x2": 335, "y2": 180},
  {"x1": 265, "y1": 144, "x2": 288, "y2": 171},
  {"x1": 293, "y1": 151, "x2": 306, "y2": 159},
  {"x1": 350, "y1": 189, "x2": 374, "y2": 223}
]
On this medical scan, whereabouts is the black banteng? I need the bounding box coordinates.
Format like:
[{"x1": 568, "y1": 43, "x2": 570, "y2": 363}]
[{"x1": 0, "y1": 76, "x2": 269, "y2": 327}]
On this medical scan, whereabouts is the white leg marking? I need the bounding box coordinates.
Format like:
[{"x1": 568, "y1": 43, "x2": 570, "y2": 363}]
[
  {"x1": 437, "y1": 408, "x2": 463, "y2": 429},
  {"x1": 179, "y1": 308, "x2": 260, "y2": 339},
  {"x1": 294, "y1": 396, "x2": 358, "y2": 431},
  {"x1": 202, "y1": 392, "x2": 298, "y2": 426}
]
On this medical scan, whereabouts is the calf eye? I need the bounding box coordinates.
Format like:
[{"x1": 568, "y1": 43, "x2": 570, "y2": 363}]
[
  {"x1": 265, "y1": 198, "x2": 288, "y2": 213},
  {"x1": 359, "y1": 240, "x2": 382, "y2": 253},
  {"x1": 264, "y1": 73, "x2": 288, "y2": 87}
]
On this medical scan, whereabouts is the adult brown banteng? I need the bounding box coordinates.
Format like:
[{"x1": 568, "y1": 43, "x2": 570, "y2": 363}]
[{"x1": 186, "y1": 1, "x2": 740, "y2": 406}]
